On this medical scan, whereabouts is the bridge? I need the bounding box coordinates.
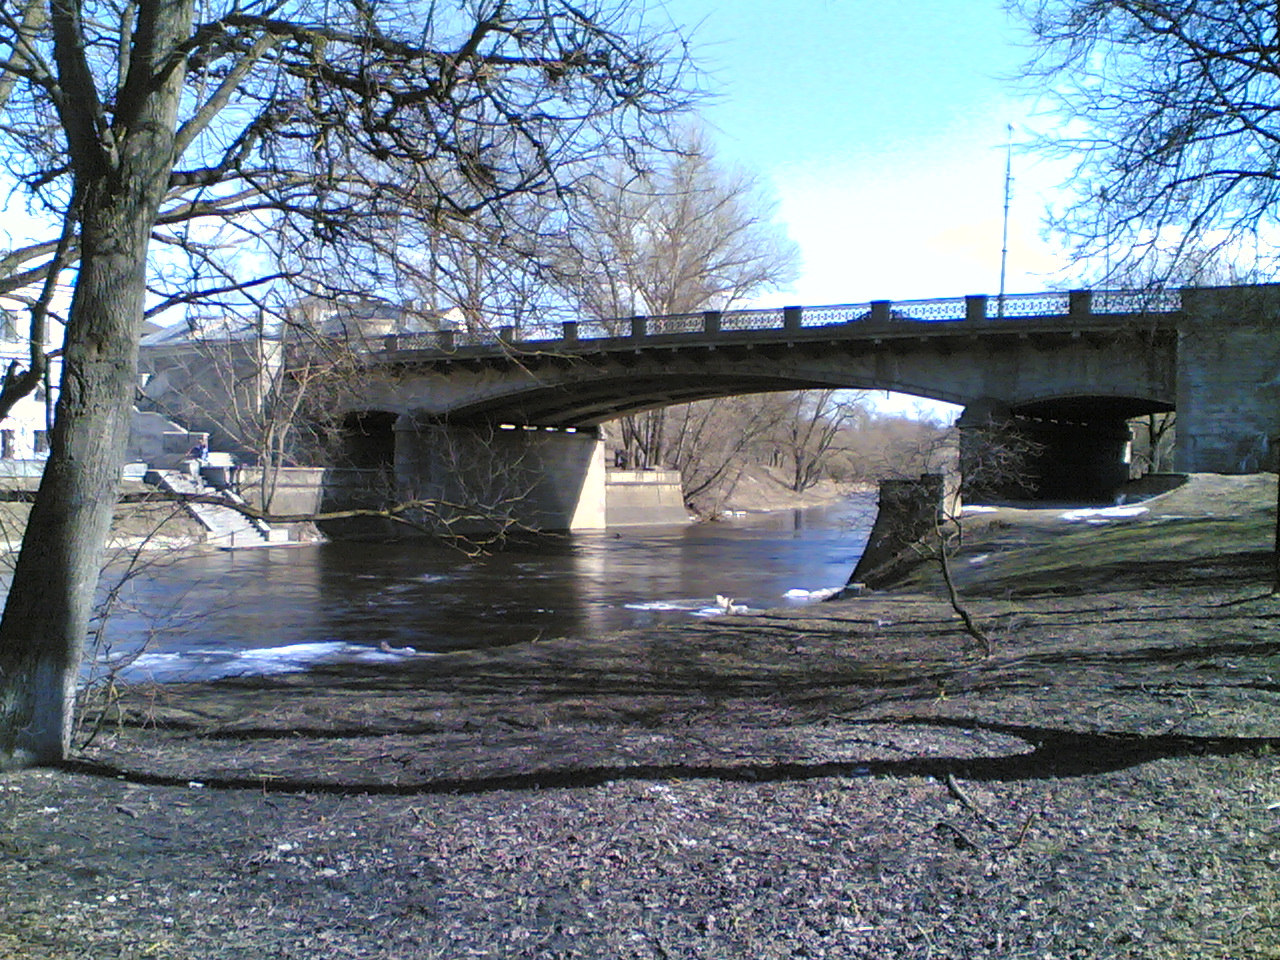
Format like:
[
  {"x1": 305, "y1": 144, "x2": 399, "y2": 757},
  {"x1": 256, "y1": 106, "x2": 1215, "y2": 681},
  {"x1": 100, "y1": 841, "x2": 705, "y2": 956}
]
[
  {"x1": 370, "y1": 288, "x2": 1178, "y2": 426},
  {"x1": 140, "y1": 282, "x2": 1280, "y2": 533}
]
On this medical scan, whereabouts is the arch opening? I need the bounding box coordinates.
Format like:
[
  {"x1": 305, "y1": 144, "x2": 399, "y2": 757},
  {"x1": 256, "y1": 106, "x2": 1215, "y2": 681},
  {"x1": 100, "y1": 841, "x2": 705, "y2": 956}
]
[
  {"x1": 337, "y1": 411, "x2": 398, "y2": 469},
  {"x1": 962, "y1": 396, "x2": 1176, "y2": 502}
]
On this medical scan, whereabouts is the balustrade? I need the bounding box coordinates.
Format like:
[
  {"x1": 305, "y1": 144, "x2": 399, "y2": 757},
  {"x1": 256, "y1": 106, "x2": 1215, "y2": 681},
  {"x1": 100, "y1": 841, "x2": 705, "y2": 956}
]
[{"x1": 374, "y1": 287, "x2": 1183, "y2": 356}]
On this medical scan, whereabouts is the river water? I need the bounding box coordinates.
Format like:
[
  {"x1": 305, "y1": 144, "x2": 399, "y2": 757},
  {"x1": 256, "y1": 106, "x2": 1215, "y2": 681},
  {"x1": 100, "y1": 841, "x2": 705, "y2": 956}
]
[{"x1": 91, "y1": 493, "x2": 876, "y2": 683}]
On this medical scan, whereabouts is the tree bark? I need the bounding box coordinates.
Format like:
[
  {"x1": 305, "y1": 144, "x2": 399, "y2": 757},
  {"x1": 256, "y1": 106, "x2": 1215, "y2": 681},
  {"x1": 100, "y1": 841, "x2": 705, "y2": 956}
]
[
  {"x1": 0, "y1": 209, "x2": 147, "y2": 764},
  {"x1": 0, "y1": 0, "x2": 191, "y2": 767}
]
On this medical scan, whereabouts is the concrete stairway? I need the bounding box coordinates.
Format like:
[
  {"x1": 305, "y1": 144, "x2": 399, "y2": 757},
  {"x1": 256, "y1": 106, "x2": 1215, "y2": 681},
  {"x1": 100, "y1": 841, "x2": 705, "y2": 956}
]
[{"x1": 148, "y1": 469, "x2": 284, "y2": 549}]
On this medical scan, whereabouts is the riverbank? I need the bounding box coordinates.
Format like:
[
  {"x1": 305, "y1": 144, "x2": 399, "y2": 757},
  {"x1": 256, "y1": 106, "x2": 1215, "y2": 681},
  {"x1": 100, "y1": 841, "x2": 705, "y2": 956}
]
[
  {"x1": 716, "y1": 463, "x2": 870, "y2": 515},
  {"x1": 3, "y1": 475, "x2": 1279, "y2": 958}
]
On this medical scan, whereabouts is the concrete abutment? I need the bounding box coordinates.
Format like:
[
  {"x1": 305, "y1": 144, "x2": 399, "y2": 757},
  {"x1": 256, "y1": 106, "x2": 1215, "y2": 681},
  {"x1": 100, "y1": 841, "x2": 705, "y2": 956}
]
[
  {"x1": 318, "y1": 419, "x2": 607, "y2": 538},
  {"x1": 1176, "y1": 285, "x2": 1280, "y2": 474}
]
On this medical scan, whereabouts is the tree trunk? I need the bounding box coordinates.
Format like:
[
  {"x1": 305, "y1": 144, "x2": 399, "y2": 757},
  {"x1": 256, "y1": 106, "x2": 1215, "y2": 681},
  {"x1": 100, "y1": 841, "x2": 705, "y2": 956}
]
[
  {"x1": 0, "y1": 199, "x2": 153, "y2": 766},
  {"x1": 0, "y1": 0, "x2": 191, "y2": 767}
]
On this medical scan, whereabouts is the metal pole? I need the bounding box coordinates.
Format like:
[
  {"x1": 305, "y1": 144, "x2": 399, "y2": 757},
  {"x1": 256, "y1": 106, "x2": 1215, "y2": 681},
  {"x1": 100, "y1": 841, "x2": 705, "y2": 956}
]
[{"x1": 998, "y1": 124, "x2": 1013, "y2": 319}]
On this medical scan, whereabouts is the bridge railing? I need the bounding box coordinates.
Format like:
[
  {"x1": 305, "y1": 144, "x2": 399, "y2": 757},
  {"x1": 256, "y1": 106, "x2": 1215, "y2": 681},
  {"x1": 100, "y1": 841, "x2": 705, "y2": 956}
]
[
  {"x1": 377, "y1": 287, "x2": 1184, "y2": 354},
  {"x1": 1091, "y1": 289, "x2": 1182, "y2": 313},
  {"x1": 995, "y1": 292, "x2": 1071, "y2": 317}
]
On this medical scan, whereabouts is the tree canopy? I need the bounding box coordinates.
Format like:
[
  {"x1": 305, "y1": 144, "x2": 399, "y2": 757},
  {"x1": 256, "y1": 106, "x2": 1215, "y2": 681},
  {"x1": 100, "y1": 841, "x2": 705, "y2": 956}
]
[
  {"x1": 0, "y1": 0, "x2": 695, "y2": 314},
  {"x1": 1012, "y1": 0, "x2": 1280, "y2": 277}
]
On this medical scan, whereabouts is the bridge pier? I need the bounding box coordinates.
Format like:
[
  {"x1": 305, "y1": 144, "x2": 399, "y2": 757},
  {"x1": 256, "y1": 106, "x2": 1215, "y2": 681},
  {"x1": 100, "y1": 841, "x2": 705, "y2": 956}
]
[
  {"x1": 317, "y1": 419, "x2": 606, "y2": 538},
  {"x1": 389, "y1": 420, "x2": 607, "y2": 535}
]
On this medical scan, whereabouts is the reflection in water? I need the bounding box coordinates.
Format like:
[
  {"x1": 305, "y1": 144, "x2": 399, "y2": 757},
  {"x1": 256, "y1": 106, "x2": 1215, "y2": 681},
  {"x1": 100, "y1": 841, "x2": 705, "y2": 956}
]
[{"x1": 94, "y1": 494, "x2": 875, "y2": 682}]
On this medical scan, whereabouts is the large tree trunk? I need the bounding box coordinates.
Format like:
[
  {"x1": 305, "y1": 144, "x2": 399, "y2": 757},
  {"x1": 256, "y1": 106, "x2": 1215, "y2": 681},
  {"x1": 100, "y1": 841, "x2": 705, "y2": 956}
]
[
  {"x1": 0, "y1": 0, "x2": 191, "y2": 767},
  {"x1": 0, "y1": 202, "x2": 148, "y2": 765}
]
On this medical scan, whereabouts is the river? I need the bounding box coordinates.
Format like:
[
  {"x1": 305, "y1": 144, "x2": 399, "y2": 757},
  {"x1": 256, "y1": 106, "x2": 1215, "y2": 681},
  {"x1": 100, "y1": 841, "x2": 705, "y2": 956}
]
[{"x1": 90, "y1": 493, "x2": 877, "y2": 684}]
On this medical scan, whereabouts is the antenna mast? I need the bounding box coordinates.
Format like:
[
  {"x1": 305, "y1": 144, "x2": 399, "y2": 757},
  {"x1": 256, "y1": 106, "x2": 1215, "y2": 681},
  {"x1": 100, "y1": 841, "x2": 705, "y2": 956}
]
[{"x1": 998, "y1": 124, "x2": 1013, "y2": 319}]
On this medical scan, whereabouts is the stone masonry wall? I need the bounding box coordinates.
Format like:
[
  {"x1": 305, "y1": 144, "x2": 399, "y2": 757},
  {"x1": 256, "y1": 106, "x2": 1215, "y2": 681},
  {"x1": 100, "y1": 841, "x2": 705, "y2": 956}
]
[{"x1": 1177, "y1": 285, "x2": 1280, "y2": 473}]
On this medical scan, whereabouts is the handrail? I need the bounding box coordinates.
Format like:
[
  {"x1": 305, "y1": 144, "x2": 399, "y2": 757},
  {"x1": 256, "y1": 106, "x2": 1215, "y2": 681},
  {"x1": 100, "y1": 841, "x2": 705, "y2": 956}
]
[{"x1": 378, "y1": 288, "x2": 1184, "y2": 354}]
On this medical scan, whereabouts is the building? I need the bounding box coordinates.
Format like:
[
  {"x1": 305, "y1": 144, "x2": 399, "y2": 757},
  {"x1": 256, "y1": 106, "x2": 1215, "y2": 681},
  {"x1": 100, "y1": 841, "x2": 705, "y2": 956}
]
[
  {"x1": 136, "y1": 298, "x2": 460, "y2": 464},
  {"x1": 0, "y1": 306, "x2": 63, "y2": 463}
]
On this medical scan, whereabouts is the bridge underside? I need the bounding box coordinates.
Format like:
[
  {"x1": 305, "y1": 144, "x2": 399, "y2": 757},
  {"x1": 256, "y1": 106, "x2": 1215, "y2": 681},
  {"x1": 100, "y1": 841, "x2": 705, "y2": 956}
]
[
  {"x1": 372, "y1": 324, "x2": 1177, "y2": 432},
  {"x1": 438, "y1": 372, "x2": 842, "y2": 426},
  {"x1": 961, "y1": 395, "x2": 1177, "y2": 501}
]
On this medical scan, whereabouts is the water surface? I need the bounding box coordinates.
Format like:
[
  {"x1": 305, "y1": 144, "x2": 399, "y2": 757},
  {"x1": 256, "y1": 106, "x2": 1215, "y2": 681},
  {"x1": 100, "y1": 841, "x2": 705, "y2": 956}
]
[{"x1": 91, "y1": 495, "x2": 875, "y2": 683}]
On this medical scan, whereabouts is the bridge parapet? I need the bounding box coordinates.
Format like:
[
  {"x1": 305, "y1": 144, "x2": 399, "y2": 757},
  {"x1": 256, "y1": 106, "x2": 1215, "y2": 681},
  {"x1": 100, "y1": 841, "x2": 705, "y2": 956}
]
[{"x1": 379, "y1": 288, "x2": 1184, "y2": 356}]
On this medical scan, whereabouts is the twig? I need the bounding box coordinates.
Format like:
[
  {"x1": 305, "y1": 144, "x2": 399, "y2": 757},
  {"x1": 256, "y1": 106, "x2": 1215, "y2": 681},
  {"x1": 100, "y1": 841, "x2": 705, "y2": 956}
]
[
  {"x1": 934, "y1": 820, "x2": 980, "y2": 852},
  {"x1": 1003, "y1": 811, "x2": 1038, "y2": 850},
  {"x1": 1210, "y1": 591, "x2": 1278, "y2": 608},
  {"x1": 945, "y1": 772, "x2": 997, "y2": 828}
]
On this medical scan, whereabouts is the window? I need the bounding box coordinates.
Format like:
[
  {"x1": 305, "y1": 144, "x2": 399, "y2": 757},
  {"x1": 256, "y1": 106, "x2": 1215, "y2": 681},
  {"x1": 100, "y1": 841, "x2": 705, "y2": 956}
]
[
  {"x1": 0, "y1": 312, "x2": 18, "y2": 343},
  {"x1": 1, "y1": 430, "x2": 15, "y2": 459},
  {"x1": 33, "y1": 430, "x2": 48, "y2": 455}
]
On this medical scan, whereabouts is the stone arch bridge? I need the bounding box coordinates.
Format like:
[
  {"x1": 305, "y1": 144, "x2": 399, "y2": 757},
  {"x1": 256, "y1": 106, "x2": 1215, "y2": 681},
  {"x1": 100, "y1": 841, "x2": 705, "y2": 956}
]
[{"x1": 331, "y1": 283, "x2": 1278, "y2": 531}]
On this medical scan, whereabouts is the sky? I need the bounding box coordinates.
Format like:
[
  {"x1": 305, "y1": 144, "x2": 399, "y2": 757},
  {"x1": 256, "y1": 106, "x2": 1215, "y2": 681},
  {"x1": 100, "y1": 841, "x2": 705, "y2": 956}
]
[{"x1": 655, "y1": 0, "x2": 1069, "y2": 308}]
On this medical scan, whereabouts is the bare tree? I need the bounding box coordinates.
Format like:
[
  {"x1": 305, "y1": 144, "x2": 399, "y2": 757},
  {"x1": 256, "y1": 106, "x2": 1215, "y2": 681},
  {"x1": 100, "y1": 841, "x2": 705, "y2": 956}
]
[
  {"x1": 0, "y1": 0, "x2": 697, "y2": 768},
  {"x1": 1012, "y1": 0, "x2": 1280, "y2": 589},
  {"x1": 765, "y1": 390, "x2": 869, "y2": 493},
  {"x1": 138, "y1": 298, "x2": 415, "y2": 511},
  {"x1": 1012, "y1": 0, "x2": 1280, "y2": 277},
  {"x1": 1131, "y1": 412, "x2": 1176, "y2": 476},
  {"x1": 555, "y1": 125, "x2": 800, "y2": 472},
  {"x1": 662, "y1": 394, "x2": 792, "y2": 514}
]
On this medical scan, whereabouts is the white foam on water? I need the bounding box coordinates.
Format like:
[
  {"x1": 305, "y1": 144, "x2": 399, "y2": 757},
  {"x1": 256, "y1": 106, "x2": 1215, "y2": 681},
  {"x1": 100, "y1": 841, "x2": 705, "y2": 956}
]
[
  {"x1": 623, "y1": 600, "x2": 703, "y2": 612},
  {"x1": 962, "y1": 505, "x2": 1000, "y2": 514},
  {"x1": 100, "y1": 640, "x2": 426, "y2": 684},
  {"x1": 692, "y1": 605, "x2": 727, "y2": 618},
  {"x1": 1059, "y1": 505, "x2": 1149, "y2": 523},
  {"x1": 694, "y1": 598, "x2": 759, "y2": 617}
]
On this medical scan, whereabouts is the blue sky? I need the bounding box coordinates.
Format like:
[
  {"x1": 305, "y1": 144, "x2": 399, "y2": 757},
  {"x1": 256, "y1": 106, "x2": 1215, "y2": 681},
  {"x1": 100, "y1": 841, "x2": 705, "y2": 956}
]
[{"x1": 657, "y1": 0, "x2": 1067, "y2": 306}]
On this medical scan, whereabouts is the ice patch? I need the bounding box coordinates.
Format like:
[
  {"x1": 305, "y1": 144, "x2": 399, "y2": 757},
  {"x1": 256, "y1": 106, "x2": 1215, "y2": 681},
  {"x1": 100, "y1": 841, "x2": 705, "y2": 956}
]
[
  {"x1": 1059, "y1": 505, "x2": 1149, "y2": 523},
  {"x1": 628, "y1": 596, "x2": 767, "y2": 617},
  {"x1": 783, "y1": 587, "x2": 841, "y2": 601},
  {"x1": 962, "y1": 505, "x2": 999, "y2": 514},
  {"x1": 693, "y1": 605, "x2": 760, "y2": 617}
]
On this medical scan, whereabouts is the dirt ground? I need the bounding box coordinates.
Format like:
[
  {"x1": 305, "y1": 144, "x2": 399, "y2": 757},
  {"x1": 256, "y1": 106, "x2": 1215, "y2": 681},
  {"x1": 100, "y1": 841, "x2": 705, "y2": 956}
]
[{"x1": 2, "y1": 475, "x2": 1279, "y2": 959}]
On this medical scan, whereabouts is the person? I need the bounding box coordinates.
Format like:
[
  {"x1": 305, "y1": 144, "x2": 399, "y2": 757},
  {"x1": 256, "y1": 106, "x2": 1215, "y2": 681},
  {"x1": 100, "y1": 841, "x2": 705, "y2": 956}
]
[{"x1": 186, "y1": 439, "x2": 208, "y2": 481}]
